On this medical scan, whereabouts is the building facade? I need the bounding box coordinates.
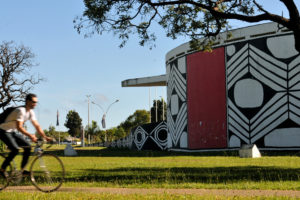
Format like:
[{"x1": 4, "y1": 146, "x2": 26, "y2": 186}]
[
  {"x1": 166, "y1": 22, "x2": 300, "y2": 151},
  {"x1": 120, "y1": 22, "x2": 300, "y2": 151}
]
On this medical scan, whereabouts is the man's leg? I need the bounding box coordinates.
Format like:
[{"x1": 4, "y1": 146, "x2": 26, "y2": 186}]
[
  {"x1": 12, "y1": 133, "x2": 31, "y2": 170},
  {"x1": 0, "y1": 130, "x2": 20, "y2": 171}
]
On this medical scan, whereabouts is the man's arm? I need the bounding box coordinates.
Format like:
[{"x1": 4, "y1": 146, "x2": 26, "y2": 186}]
[
  {"x1": 31, "y1": 120, "x2": 52, "y2": 141},
  {"x1": 16, "y1": 121, "x2": 37, "y2": 142}
]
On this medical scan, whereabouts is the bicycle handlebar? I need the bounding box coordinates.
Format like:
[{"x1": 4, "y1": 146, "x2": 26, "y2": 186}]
[{"x1": 35, "y1": 138, "x2": 56, "y2": 149}]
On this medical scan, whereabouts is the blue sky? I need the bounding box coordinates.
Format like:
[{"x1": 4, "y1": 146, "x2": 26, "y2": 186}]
[{"x1": 0, "y1": 1, "x2": 298, "y2": 133}]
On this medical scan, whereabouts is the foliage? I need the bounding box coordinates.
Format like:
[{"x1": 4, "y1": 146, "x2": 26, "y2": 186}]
[
  {"x1": 74, "y1": 1, "x2": 300, "y2": 52},
  {"x1": 105, "y1": 127, "x2": 116, "y2": 142},
  {"x1": 118, "y1": 109, "x2": 150, "y2": 134},
  {"x1": 114, "y1": 126, "x2": 126, "y2": 139},
  {"x1": 85, "y1": 120, "x2": 106, "y2": 143},
  {"x1": 0, "y1": 41, "x2": 43, "y2": 109},
  {"x1": 150, "y1": 99, "x2": 167, "y2": 123},
  {"x1": 85, "y1": 120, "x2": 99, "y2": 136},
  {"x1": 64, "y1": 110, "x2": 82, "y2": 137},
  {"x1": 43, "y1": 125, "x2": 69, "y2": 142},
  {"x1": 97, "y1": 130, "x2": 106, "y2": 143}
]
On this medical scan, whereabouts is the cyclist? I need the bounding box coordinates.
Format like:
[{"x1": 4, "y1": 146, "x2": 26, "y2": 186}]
[{"x1": 0, "y1": 93, "x2": 52, "y2": 177}]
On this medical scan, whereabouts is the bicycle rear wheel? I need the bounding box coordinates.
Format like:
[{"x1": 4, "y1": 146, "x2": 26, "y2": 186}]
[
  {"x1": 30, "y1": 154, "x2": 65, "y2": 192},
  {"x1": 0, "y1": 153, "x2": 10, "y2": 191}
]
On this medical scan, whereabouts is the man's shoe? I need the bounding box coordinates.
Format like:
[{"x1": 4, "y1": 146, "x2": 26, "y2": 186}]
[{"x1": 22, "y1": 170, "x2": 31, "y2": 176}]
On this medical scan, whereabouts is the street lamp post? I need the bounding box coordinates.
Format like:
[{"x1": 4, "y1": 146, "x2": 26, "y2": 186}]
[
  {"x1": 92, "y1": 99, "x2": 119, "y2": 146},
  {"x1": 105, "y1": 100, "x2": 119, "y2": 118},
  {"x1": 91, "y1": 101, "x2": 105, "y2": 113}
]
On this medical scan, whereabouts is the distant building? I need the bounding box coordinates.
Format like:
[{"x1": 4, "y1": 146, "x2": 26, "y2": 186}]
[{"x1": 122, "y1": 22, "x2": 300, "y2": 151}]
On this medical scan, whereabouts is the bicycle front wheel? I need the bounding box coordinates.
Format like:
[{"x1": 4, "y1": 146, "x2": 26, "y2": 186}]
[{"x1": 30, "y1": 154, "x2": 65, "y2": 192}]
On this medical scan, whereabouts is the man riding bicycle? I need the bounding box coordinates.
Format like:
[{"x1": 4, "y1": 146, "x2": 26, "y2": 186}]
[{"x1": 0, "y1": 93, "x2": 52, "y2": 177}]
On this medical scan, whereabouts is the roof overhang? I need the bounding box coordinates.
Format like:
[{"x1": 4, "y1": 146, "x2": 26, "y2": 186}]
[{"x1": 122, "y1": 74, "x2": 166, "y2": 87}]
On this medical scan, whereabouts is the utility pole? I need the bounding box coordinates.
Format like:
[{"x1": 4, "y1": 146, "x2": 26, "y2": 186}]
[{"x1": 155, "y1": 88, "x2": 157, "y2": 122}]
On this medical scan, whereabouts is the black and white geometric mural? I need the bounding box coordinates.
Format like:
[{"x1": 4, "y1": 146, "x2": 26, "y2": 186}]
[
  {"x1": 110, "y1": 121, "x2": 168, "y2": 150},
  {"x1": 166, "y1": 57, "x2": 188, "y2": 149},
  {"x1": 226, "y1": 34, "x2": 300, "y2": 148}
]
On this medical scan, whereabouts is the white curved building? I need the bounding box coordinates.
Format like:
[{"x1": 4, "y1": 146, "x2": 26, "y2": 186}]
[{"x1": 122, "y1": 22, "x2": 300, "y2": 151}]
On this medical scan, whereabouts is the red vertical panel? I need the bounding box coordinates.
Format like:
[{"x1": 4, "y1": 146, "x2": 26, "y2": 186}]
[{"x1": 187, "y1": 47, "x2": 227, "y2": 149}]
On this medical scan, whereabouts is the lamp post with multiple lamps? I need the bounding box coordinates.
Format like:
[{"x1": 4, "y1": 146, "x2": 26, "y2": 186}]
[{"x1": 92, "y1": 99, "x2": 119, "y2": 146}]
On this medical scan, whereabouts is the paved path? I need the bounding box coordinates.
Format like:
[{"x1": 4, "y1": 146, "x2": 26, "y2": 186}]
[{"x1": 4, "y1": 186, "x2": 300, "y2": 197}]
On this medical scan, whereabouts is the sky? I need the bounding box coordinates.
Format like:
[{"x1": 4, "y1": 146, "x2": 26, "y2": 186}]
[{"x1": 0, "y1": 1, "x2": 298, "y2": 133}]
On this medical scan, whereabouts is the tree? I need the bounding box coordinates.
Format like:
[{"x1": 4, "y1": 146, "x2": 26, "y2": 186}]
[
  {"x1": 103, "y1": 126, "x2": 127, "y2": 142},
  {"x1": 74, "y1": 1, "x2": 300, "y2": 52},
  {"x1": 114, "y1": 127, "x2": 126, "y2": 140},
  {"x1": 85, "y1": 120, "x2": 99, "y2": 136},
  {"x1": 85, "y1": 120, "x2": 101, "y2": 143},
  {"x1": 43, "y1": 125, "x2": 69, "y2": 142},
  {"x1": 119, "y1": 109, "x2": 150, "y2": 134},
  {"x1": 150, "y1": 99, "x2": 167, "y2": 123},
  {"x1": 97, "y1": 129, "x2": 106, "y2": 143},
  {"x1": 64, "y1": 110, "x2": 82, "y2": 137},
  {"x1": 105, "y1": 128, "x2": 116, "y2": 142},
  {"x1": 0, "y1": 41, "x2": 42, "y2": 108}
]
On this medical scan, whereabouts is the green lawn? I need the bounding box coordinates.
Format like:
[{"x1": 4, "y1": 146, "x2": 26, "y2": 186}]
[
  {"x1": 44, "y1": 146, "x2": 300, "y2": 190},
  {"x1": 1, "y1": 146, "x2": 300, "y2": 199},
  {"x1": 0, "y1": 192, "x2": 298, "y2": 200}
]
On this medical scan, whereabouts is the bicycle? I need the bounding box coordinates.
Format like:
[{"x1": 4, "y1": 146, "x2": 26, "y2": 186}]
[{"x1": 0, "y1": 139, "x2": 65, "y2": 193}]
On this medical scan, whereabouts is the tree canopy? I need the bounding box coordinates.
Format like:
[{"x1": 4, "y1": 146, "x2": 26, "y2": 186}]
[
  {"x1": 118, "y1": 109, "x2": 150, "y2": 134},
  {"x1": 150, "y1": 99, "x2": 167, "y2": 123},
  {"x1": 43, "y1": 125, "x2": 69, "y2": 142},
  {"x1": 74, "y1": 0, "x2": 300, "y2": 52},
  {"x1": 64, "y1": 110, "x2": 82, "y2": 137},
  {"x1": 85, "y1": 120, "x2": 100, "y2": 136},
  {"x1": 85, "y1": 120, "x2": 105, "y2": 143},
  {"x1": 0, "y1": 41, "x2": 42, "y2": 108}
]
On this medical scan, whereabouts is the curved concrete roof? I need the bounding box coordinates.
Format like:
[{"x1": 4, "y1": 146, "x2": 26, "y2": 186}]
[
  {"x1": 122, "y1": 74, "x2": 166, "y2": 87},
  {"x1": 165, "y1": 22, "x2": 291, "y2": 63}
]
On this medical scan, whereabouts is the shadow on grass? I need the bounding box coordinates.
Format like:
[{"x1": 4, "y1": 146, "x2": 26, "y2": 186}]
[
  {"x1": 64, "y1": 166, "x2": 300, "y2": 184},
  {"x1": 45, "y1": 148, "x2": 240, "y2": 157},
  {"x1": 44, "y1": 147, "x2": 300, "y2": 158}
]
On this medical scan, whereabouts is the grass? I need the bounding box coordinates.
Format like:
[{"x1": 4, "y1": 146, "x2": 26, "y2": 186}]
[
  {"x1": 42, "y1": 146, "x2": 300, "y2": 190},
  {"x1": 61, "y1": 156, "x2": 300, "y2": 190},
  {"x1": 0, "y1": 191, "x2": 299, "y2": 200},
  {"x1": 1, "y1": 145, "x2": 300, "y2": 199}
]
